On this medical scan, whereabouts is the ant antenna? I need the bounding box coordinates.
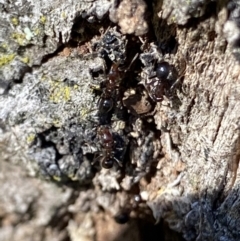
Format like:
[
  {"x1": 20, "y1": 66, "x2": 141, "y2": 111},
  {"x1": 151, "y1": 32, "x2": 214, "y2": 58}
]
[
  {"x1": 114, "y1": 157, "x2": 123, "y2": 167},
  {"x1": 118, "y1": 54, "x2": 139, "y2": 72},
  {"x1": 125, "y1": 53, "x2": 139, "y2": 72}
]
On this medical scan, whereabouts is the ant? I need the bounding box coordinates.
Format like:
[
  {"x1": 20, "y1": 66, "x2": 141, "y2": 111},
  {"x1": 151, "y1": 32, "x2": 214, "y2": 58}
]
[
  {"x1": 145, "y1": 61, "x2": 173, "y2": 102},
  {"x1": 98, "y1": 63, "x2": 122, "y2": 115},
  {"x1": 97, "y1": 55, "x2": 138, "y2": 124},
  {"x1": 95, "y1": 126, "x2": 125, "y2": 169}
]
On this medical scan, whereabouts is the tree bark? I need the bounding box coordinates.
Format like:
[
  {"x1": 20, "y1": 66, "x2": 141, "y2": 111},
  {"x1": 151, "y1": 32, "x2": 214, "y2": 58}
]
[{"x1": 0, "y1": 0, "x2": 239, "y2": 240}]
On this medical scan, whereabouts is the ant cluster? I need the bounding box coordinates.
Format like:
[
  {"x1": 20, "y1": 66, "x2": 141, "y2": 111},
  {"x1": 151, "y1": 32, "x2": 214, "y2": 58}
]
[
  {"x1": 29, "y1": 28, "x2": 179, "y2": 180},
  {"x1": 29, "y1": 27, "x2": 180, "y2": 224},
  {"x1": 91, "y1": 29, "x2": 179, "y2": 171},
  {"x1": 93, "y1": 29, "x2": 130, "y2": 169}
]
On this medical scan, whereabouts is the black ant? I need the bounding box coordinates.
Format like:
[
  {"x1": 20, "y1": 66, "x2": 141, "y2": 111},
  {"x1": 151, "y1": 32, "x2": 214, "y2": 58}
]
[
  {"x1": 97, "y1": 54, "x2": 138, "y2": 124},
  {"x1": 145, "y1": 61, "x2": 173, "y2": 102},
  {"x1": 97, "y1": 63, "x2": 122, "y2": 115},
  {"x1": 95, "y1": 126, "x2": 125, "y2": 169}
]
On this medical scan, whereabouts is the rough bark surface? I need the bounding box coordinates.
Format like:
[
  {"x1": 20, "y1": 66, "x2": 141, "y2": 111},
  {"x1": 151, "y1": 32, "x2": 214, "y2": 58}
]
[{"x1": 0, "y1": 0, "x2": 240, "y2": 241}]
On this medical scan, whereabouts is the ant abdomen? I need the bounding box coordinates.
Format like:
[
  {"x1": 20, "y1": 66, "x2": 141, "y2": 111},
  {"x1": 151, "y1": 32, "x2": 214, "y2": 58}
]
[
  {"x1": 98, "y1": 98, "x2": 114, "y2": 113},
  {"x1": 156, "y1": 61, "x2": 171, "y2": 79}
]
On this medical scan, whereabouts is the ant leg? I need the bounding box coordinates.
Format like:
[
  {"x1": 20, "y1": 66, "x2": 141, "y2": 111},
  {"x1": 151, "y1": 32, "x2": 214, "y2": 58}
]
[
  {"x1": 170, "y1": 57, "x2": 186, "y2": 90},
  {"x1": 126, "y1": 53, "x2": 139, "y2": 71},
  {"x1": 118, "y1": 53, "x2": 139, "y2": 72},
  {"x1": 92, "y1": 152, "x2": 102, "y2": 166},
  {"x1": 148, "y1": 73, "x2": 157, "y2": 79},
  {"x1": 114, "y1": 156, "x2": 123, "y2": 167}
]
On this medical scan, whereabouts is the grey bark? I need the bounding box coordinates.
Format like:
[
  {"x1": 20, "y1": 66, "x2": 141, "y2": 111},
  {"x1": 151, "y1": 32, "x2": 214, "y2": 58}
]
[{"x1": 0, "y1": 0, "x2": 240, "y2": 240}]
